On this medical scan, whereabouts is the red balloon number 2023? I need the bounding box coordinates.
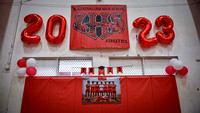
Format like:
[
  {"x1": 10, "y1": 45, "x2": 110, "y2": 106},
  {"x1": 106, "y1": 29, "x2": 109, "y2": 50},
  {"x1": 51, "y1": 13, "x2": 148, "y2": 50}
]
[{"x1": 21, "y1": 14, "x2": 174, "y2": 47}]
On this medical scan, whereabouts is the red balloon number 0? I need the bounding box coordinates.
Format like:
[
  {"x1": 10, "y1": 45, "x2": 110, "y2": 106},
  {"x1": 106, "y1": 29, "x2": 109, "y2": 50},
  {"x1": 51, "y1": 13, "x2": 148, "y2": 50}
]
[
  {"x1": 46, "y1": 15, "x2": 66, "y2": 44},
  {"x1": 133, "y1": 15, "x2": 175, "y2": 47},
  {"x1": 21, "y1": 14, "x2": 67, "y2": 44}
]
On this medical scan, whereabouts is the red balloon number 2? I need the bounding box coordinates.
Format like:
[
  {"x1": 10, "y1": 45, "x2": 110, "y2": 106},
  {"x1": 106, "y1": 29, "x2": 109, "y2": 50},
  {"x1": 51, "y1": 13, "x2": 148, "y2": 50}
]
[
  {"x1": 21, "y1": 14, "x2": 43, "y2": 43},
  {"x1": 21, "y1": 14, "x2": 67, "y2": 44},
  {"x1": 133, "y1": 15, "x2": 175, "y2": 48},
  {"x1": 133, "y1": 17, "x2": 158, "y2": 47}
]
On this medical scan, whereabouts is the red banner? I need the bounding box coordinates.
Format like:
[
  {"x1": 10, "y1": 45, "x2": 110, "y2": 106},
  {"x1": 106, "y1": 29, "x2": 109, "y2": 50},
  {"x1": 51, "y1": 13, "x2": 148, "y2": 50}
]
[
  {"x1": 98, "y1": 76, "x2": 107, "y2": 80},
  {"x1": 107, "y1": 67, "x2": 113, "y2": 74},
  {"x1": 98, "y1": 68, "x2": 105, "y2": 76},
  {"x1": 88, "y1": 67, "x2": 94, "y2": 74},
  {"x1": 81, "y1": 67, "x2": 87, "y2": 74},
  {"x1": 117, "y1": 66, "x2": 123, "y2": 73},
  {"x1": 70, "y1": 5, "x2": 129, "y2": 49}
]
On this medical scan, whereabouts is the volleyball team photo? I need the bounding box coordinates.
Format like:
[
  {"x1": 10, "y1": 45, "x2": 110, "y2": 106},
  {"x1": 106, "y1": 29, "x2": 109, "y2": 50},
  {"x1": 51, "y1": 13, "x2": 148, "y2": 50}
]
[{"x1": 82, "y1": 77, "x2": 121, "y2": 104}]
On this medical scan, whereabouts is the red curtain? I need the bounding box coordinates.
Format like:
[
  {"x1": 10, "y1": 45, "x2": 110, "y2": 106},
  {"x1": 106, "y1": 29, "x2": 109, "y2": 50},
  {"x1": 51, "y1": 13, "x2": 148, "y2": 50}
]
[{"x1": 21, "y1": 76, "x2": 181, "y2": 113}]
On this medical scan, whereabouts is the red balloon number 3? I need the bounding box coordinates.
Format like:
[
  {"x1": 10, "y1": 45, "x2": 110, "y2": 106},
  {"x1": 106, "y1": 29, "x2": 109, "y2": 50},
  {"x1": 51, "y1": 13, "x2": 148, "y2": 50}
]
[
  {"x1": 133, "y1": 15, "x2": 175, "y2": 47},
  {"x1": 21, "y1": 14, "x2": 67, "y2": 44},
  {"x1": 21, "y1": 14, "x2": 43, "y2": 43},
  {"x1": 155, "y1": 15, "x2": 175, "y2": 44}
]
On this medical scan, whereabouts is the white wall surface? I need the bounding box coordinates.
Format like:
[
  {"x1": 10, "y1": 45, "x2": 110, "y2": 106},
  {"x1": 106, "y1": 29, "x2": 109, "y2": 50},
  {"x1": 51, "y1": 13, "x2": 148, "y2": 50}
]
[{"x1": 0, "y1": 0, "x2": 200, "y2": 113}]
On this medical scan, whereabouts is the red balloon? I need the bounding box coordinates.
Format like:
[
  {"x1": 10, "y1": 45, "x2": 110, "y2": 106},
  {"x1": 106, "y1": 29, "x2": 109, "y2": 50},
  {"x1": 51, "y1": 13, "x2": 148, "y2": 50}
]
[
  {"x1": 17, "y1": 59, "x2": 27, "y2": 67},
  {"x1": 177, "y1": 66, "x2": 188, "y2": 76},
  {"x1": 133, "y1": 17, "x2": 158, "y2": 47},
  {"x1": 165, "y1": 66, "x2": 176, "y2": 75},
  {"x1": 26, "y1": 67, "x2": 37, "y2": 77},
  {"x1": 155, "y1": 15, "x2": 175, "y2": 44},
  {"x1": 46, "y1": 15, "x2": 67, "y2": 44},
  {"x1": 21, "y1": 14, "x2": 43, "y2": 43}
]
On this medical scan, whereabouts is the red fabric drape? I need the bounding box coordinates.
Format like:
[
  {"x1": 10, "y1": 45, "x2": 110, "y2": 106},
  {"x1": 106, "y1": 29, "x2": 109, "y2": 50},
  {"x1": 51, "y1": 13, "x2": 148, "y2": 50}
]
[
  {"x1": 151, "y1": 76, "x2": 181, "y2": 113},
  {"x1": 21, "y1": 76, "x2": 181, "y2": 113},
  {"x1": 127, "y1": 76, "x2": 154, "y2": 113}
]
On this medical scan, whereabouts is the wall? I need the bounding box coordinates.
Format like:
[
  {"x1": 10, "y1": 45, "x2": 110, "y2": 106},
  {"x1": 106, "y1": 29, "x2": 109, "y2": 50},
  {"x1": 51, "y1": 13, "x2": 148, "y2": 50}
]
[{"x1": 0, "y1": 0, "x2": 200, "y2": 113}]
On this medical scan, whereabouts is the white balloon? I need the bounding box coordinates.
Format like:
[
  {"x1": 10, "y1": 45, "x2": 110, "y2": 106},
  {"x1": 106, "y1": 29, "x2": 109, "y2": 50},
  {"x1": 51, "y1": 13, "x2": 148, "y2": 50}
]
[
  {"x1": 17, "y1": 68, "x2": 26, "y2": 76},
  {"x1": 170, "y1": 58, "x2": 179, "y2": 66},
  {"x1": 172, "y1": 60, "x2": 183, "y2": 70},
  {"x1": 27, "y1": 58, "x2": 37, "y2": 67}
]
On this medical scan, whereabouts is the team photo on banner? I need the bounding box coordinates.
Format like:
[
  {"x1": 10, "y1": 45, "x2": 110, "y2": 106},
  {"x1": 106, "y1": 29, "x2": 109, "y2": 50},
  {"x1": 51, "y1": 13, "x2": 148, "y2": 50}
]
[{"x1": 82, "y1": 77, "x2": 121, "y2": 104}]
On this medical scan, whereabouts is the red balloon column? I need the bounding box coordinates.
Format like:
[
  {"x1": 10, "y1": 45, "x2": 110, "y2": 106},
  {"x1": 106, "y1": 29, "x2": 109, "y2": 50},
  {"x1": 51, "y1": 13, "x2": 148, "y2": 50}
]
[
  {"x1": 46, "y1": 15, "x2": 67, "y2": 44},
  {"x1": 17, "y1": 58, "x2": 38, "y2": 77},
  {"x1": 166, "y1": 58, "x2": 188, "y2": 76},
  {"x1": 155, "y1": 15, "x2": 175, "y2": 44},
  {"x1": 21, "y1": 14, "x2": 43, "y2": 43},
  {"x1": 133, "y1": 17, "x2": 158, "y2": 47}
]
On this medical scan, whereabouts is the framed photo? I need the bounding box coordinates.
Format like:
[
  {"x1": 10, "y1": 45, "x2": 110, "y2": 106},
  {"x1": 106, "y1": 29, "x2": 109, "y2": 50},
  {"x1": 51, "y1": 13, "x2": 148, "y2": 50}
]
[{"x1": 82, "y1": 77, "x2": 121, "y2": 104}]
